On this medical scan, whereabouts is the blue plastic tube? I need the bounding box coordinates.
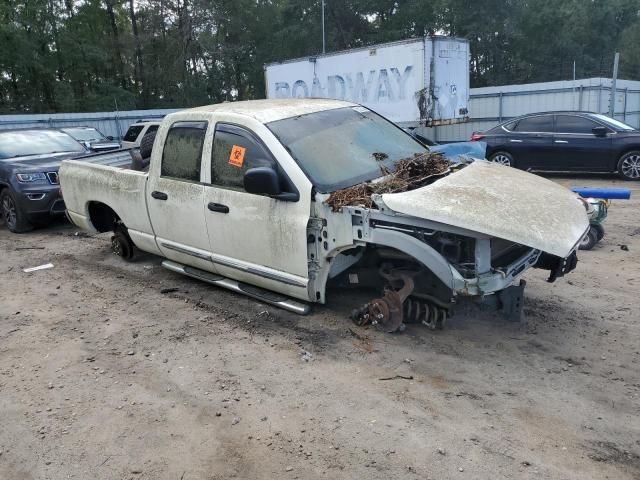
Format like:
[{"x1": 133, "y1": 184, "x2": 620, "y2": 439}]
[{"x1": 571, "y1": 187, "x2": 631, "y2": 200}]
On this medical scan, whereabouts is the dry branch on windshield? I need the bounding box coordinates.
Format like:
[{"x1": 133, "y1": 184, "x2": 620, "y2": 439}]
[{"x1": 325, "y1": 152, "x2": 451, "y2": 211}]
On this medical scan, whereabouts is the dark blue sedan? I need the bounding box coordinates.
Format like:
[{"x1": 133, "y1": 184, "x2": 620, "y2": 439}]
[{"x1": 472, "y1": 112, "x2": 640, "y2": 180}]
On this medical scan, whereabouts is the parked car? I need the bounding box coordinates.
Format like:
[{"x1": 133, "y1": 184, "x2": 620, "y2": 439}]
[
  {"x1": 472, "y1": 111, "x2": 640, "y2": 180},
  {"x1": 61, "y1": 126, "x2": 120, "y2": 152},
  {"x1": 120, "y1": 121, "x2": 161, "y2": 149},
  {"x1": 59, "y1": 99, "x2": 587, "y2": 327},
  {"x1": 0, "y1": 129, "x2": 88, "y2": 232}
]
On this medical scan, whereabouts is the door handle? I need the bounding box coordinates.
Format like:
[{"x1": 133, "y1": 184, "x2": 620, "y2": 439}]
[
  {"x1": 554, "y1": 140, "x2": 569, "y2": 144},
  {"x1": 208, "y1": 202, "x2": 229, "y2": 214},
  {"x1": 151, "y1": 191, "x2": 168, "y2": 200},
  {"x1": 509, "y1": 139, "x2": 523, "y2": 143}
]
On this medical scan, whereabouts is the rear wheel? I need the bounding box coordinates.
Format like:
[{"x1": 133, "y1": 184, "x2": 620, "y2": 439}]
[
  {"x1": 579, "y1": 227, "x2": 598, "y2": 250},
  {"x1": 617, "y1": 151, "x2": 640, "y2": 180},
  {"x1": 111, "y1": 224, "x2": 135, "y2": 261},
  {"x1": 591, "y1": 223, "x2": 605, "y2": 241},
  {"x1": 489, "y1": 151, "x2": 514, "y2": 167},
  {"x1": 0, "y1": 189, "x2": 33, "y2": 233}
]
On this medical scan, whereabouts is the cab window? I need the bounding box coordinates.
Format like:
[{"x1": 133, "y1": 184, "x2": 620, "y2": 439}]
[
  {"x1": 160, "y1": 121, "x2": 207, "y2": 181},
  {"x1": 210, "y1": 124, "x2": 277, "y2": 191}
]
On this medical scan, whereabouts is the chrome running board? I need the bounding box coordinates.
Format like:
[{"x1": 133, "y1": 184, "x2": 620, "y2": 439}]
[{"x1": 161, "y1": 260, "x2": 310, "y2": 315}]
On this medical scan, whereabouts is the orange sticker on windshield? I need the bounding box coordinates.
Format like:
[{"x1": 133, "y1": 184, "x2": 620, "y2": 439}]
[{"x1": 229, "y1": 145, "x2": 246, "y2": 167}]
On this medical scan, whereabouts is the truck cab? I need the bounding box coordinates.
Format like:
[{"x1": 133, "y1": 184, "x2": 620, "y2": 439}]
[{"x1": 60, "y1": 99, "x2": 588, "y2": 329}]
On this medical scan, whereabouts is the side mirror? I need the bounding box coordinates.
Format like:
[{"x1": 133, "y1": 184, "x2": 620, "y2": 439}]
[
  {"x1": 243, "y1": 166, "x2": 299, "y2": 201},
  {"x1": 592, "y1": 126, "x2": 608, "y2": 137},
  {"x1": 244, "y1": 166, "x2": 281, "y2": 196},
  {"x1": 107, "y1": 135, "x2": 114, "y2": 141}
]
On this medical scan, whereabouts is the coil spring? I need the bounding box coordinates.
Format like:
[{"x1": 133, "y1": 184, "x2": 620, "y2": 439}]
[{"x1": 403, "y1": 297, "x2": 448, "y2": 330}]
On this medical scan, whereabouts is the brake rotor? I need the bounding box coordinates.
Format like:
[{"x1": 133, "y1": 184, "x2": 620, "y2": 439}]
[{"x1": 371, "y1": 291, "x2": 403, "y2": 333}]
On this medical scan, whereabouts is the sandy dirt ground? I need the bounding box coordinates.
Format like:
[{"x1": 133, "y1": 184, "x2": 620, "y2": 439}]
[{"x1": 0, "y1": 175, "x2": 639, "y2": 480}]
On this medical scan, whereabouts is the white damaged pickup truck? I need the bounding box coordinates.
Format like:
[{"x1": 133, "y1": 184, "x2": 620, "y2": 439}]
[{"x1": 59, "y1": 99, "x2": 589, "y2": 332}]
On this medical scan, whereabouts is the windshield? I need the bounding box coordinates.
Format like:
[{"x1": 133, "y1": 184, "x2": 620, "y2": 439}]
[
  {"x1": 591, "y1": 114, "x2": 636, "y2": 132},
  {"x1": 267, "y1": 107, "x2": 427, "y2": 192},
  {"x1": 0, "y1": 130, "x2": 86, "y2": 159},
  {"x1": 63, "y1": 127, "x2": 106, "y2": 142}
]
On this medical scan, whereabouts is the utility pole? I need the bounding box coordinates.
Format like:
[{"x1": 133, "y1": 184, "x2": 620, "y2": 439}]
[
  {"x1": 609, "y1": 52, "x2": 619, "y2": 117},
  {"x1": 322, "y1": 0, "x2": 326, "y2": 54},
  {"x1": 573, "y1": 60, "x2": 576, "y2": 110}
]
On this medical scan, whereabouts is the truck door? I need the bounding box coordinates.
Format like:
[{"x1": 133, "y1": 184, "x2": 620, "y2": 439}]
[
  {"x1": 202, "y1": 123, "x2": 311, "y2": 300},
  {"x1": 146, "y1": 120, "x2": 215, "y2": 272}
]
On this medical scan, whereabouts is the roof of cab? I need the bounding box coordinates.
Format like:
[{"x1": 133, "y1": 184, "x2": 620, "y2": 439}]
[{"x1": 183, "y1": 98, "x2": 357, "y2": 124}]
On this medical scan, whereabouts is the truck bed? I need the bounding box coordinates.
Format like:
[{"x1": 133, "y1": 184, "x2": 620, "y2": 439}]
[
  {"x1": 74, "y1": 149, "x2": 136, "y2": 169},
  {"x1": 59, "y1": 153, "x2": 154, "y2": 249}
]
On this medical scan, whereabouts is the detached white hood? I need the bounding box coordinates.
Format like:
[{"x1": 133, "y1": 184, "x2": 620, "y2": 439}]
[{"x1": 380, "y1": 161, "x2": 589, "y2": 258}]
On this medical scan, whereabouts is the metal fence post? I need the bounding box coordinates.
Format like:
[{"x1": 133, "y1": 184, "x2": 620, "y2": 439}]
[
  {"x1": 578, "y1": 85, "x2": 584, "y2": 111},
  {"x1": 623, "y1": 88, "x2": 628, "y2": 122},
  {"x1": 498, "y1": 91, "x2": 503, "y2": 122}
]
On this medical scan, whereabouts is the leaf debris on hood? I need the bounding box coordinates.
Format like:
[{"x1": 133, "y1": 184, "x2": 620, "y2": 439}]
[{"x1": 325, "y1": 152, "x2": 451, "y2": 211}]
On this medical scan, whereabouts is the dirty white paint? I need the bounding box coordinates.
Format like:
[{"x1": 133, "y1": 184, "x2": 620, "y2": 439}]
[
  {"x1": 265, "y1": 37, "x2": 470, "y2": 124},
  {"x1": 60, "y1": 160, "x2": 153, "y2": 235},
  {"x1": 382, "y1": 161, "x2": 589, "y2": 258},
  {"x1": 188, "y1": 99, "x2": 354, "y2": 124}
]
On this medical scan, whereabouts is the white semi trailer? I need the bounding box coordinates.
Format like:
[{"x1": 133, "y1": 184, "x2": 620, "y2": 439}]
[{"x1": 264, "y1": 36, "x2": 470, "y2": 126}]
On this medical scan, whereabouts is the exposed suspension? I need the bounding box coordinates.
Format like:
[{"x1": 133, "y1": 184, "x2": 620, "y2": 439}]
[{"x1": 351, "y1": 265, "x2": 449, "y2": 333}]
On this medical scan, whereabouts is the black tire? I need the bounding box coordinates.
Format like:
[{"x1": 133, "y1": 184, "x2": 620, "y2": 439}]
[
  {"x1": 139, "y1": 130, "x2": 157, "y2": 159},
  {"x1": 489, "y1": 151, "x2": 514, "y2": 167},
  {"x1": 0, "y1": 189, "x2": 33, "y2": 233},
  {"x1": 591, "y1": 223, "x2": 605, "y2": 241},
  {"x1": 111, "y1": 225, "x2": 135, "y2": 261},
  {"x1": 616, "y1": 150, "x2": 640, "y2": 180},
  {"x1": 578, "y1": 227, "x2": 598, "y2": 251}
]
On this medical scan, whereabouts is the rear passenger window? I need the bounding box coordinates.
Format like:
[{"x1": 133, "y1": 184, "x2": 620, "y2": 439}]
[
  {"x1": 123, "y1": 125, "x2": 143, "y2": 142},
  {"x1": 146, "y1": 125, "x2": 159, "y2": 135},
  {"x1": 161, "y1": 121, "x2": 207, "y2": 182},
  {"x1": 503, "y1": 120, "x2": 518, "y2": 131},
  {"x1": 513, "y1": 115, "x2": 553, "y2": 132},
  {"x1": 211, "y1": 124, "x2": 276, "y2": 191},
  {"x1": 555, "y1": 115, "x2": 598, "y2": 134}
]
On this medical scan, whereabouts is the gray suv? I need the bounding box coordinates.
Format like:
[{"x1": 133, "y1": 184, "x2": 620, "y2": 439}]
[{"x1": 0, "y1": 129, "x2": 88, "y2": 232}]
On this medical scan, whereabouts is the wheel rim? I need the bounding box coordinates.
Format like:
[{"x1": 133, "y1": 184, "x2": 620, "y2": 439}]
[
  {"x1": 579, "y1": 233, "x2": 592, "y2": 248},
  {"x1": 492, "y1": 154, "x2": 511, "y2": 166},
  {"x1": 112, "y1": 236, "x2": 124, "y2": 256},
  {"x1": 621, "y1": 154, "x2": 640, "y2": 179},
  {"x1": 2, "y1": 195, "x2": 17, "y2": 228}
]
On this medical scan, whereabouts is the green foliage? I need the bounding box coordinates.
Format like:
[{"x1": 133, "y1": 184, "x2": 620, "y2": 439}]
[{"x1": 0, "y1": 0, "x2": 638, "y2": 113}]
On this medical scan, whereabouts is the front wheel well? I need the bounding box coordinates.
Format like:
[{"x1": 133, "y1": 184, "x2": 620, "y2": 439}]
[
  {"x1": 617, "y1": 146, "x2": 640, "y2": 157},
  {"x1": 87, "y1": 202, "x2": 121, "y2": 233}
]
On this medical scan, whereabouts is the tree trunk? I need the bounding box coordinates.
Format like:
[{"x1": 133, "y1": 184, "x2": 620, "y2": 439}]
[
  {"x1": 104, "y1": 0, "x2": 126, "y2": 89},
  {"x1": 128, "y1": 0, "x2": 147, "y2": 106}
]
